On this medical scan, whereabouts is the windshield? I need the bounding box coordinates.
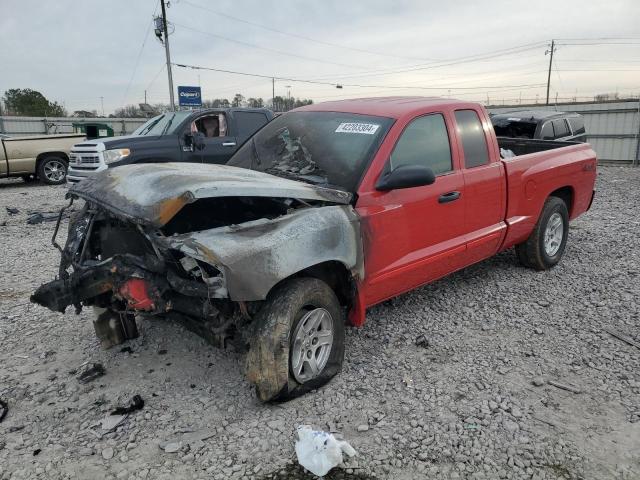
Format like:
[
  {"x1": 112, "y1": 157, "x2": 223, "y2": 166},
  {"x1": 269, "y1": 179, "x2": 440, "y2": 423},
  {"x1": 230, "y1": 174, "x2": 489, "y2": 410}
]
[
  {"x1": 227, "y1": 111, "x2": 393, "y2": 191},
  {"x1": 132, "y1": 111, "x2": 193, "y2": 136},
  {"x1": 491, "y1": 117, "x2": 537, "y2": 139}
]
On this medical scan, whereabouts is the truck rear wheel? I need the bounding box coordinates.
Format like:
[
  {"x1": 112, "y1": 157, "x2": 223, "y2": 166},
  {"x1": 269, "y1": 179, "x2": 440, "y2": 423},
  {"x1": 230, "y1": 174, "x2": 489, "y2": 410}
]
[
  {"x1": 516, "y1": 196, "x2": 569, "y2": 270},
  {"x1": 245, "y1": 277, "x2": 345, "y2": 402},
  {"x1": 37, "y1": 156, "x2": 68, "y2": 185}
]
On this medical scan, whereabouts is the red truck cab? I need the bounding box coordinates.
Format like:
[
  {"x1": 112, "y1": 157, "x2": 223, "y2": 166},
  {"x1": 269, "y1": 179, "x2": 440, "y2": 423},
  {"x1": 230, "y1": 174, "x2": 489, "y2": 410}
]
[{"x1": 294, "y1": 98, "x2": 596, "y2": 326}]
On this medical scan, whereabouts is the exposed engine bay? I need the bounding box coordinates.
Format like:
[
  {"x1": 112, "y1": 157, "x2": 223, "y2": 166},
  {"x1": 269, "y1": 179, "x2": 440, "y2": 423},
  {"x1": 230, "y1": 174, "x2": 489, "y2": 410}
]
[{"x1": 31, "y1": 164, "x2": 363, "y2": 352}]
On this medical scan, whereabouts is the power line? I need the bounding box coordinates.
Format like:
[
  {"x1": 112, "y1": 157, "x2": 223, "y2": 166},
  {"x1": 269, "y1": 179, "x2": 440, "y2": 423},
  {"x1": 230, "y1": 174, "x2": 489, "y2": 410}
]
[
  {"x1": 172, "y1": 22, "x2": 371, "y2": 70},
  {"x1": 121, "y1": 1, "x2": 158, "y2": 107},
  {"x1": 146, "y1": 63, "x2": 166, "y2": 92},
  {"x1": 180, "y1": 0, "x2": 441, "y2": 63},
  {"x1": 304, "y1": 42, "x2": 549, "y2": 81},
  {"x1": 172, "y1": 62, "x2": 546, "y2": 91}
]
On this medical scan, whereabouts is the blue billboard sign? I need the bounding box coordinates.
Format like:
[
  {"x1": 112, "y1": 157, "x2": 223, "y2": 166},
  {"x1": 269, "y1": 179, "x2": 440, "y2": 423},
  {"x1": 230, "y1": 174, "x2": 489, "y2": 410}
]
[{"x1": 177, "y1": 86, "x2": 202, "y2": 106}]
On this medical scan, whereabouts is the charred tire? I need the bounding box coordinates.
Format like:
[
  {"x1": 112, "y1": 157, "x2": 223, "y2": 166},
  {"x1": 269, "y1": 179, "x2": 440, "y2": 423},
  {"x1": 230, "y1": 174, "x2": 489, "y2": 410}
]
[
  {"x1": 37, "y1": 156, "x2": 67, "y2": 185},
  {"x1": 245, "y1": 277, "x2": 345, "y2": 402},
  {"x1": 516, "y1": 196, "x2": 569, "y2": 271}
]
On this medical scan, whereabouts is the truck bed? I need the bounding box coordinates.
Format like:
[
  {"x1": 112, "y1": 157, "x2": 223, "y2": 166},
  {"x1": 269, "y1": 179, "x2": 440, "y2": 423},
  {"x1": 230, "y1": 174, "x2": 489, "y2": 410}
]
[{"x1": 499, "y1": 141, "x2": 597, "y2": 250}]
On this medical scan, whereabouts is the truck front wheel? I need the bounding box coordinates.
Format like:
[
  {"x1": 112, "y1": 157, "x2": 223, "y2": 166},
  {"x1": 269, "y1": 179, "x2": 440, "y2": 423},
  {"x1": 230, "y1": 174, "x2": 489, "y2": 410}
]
[
  {"x1": 245, "y1": 277, "x2": 345, "y2": 402},
  {"x1": 37, "y1": 156, "x2": 68, "y2": 185},
  {"x1": 516, "y1": 196, "x2": 569, "y2": 270}
]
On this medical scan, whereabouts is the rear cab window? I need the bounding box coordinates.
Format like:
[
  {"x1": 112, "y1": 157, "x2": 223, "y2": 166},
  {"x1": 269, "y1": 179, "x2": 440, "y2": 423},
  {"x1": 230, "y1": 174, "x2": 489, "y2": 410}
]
[
  {"x1": 390, "y1": 113, "x2": 453, "y2": 175},
  {"x1": 492, "y1": 117, "x2": 537, "y2": 139},
  {"x1": 540, "y1": 122, "x2": 554, "y2": 140},
  {"x1": 455, "y1": 110, "x2": 490, "y2": 168},
  {"x1": 552, "y1": 119, "x2": 570, "y2": 138},
  {"x1": 234, "y1": 111, "x2": 269, "y2": 138}
]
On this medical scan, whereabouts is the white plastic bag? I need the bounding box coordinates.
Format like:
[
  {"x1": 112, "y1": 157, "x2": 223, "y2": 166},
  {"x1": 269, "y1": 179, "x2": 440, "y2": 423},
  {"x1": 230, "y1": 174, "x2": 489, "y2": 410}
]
[{"x1": 295, "y1": 425, "x2": 357, "y2": 477}]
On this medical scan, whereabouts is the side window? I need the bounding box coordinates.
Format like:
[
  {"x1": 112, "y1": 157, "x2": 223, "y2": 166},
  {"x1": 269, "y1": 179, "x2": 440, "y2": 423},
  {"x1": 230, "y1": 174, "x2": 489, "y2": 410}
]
[
  {"x1": 235, "y1": 112, "x2": 268, "y2": 137},
  {"x1": 192, "y1": 113, "x2": 227, "y2": 138},
  {"x1": 568, "y1": 117, "x2": 585, "y2": 135},
  {"x1": 552, "y1": 119, "x2": 570, "y2": 138},
  {"x1": 455, "y1": 110, "x2": 490, "y2": 168},
  {"x1": 540, "y1": 122, "x2": 554, "y2": 140},
  {"x1": 389, "y1": 114, "x2": 452, "y2": 175}
]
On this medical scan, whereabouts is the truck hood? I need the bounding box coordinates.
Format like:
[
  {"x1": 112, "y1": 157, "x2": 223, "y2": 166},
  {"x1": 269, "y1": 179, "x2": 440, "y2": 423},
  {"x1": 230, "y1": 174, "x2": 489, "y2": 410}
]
[{"x1": 68, "y1": 163, "x2": 352, "y2": 227}]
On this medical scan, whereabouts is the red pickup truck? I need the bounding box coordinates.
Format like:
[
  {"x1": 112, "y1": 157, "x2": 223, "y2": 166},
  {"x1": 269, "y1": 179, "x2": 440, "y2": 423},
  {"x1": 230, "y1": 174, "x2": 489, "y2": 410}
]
[{"x1": 32, "y1": 97, "x2": 596, "y2": 401}]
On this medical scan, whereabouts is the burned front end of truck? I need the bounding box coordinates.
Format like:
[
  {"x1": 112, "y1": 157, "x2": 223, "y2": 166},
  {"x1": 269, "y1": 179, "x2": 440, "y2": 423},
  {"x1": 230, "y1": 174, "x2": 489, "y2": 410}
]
[{"x1": 31, "y1": 163, "x2": 363, "y2": 401}]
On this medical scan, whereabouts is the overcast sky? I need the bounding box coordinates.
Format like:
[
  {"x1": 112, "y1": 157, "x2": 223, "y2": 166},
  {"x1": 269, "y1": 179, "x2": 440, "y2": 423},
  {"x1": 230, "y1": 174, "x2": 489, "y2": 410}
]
[{"x1": 1, "y1": 0, "x2": 639, "y2": 114}]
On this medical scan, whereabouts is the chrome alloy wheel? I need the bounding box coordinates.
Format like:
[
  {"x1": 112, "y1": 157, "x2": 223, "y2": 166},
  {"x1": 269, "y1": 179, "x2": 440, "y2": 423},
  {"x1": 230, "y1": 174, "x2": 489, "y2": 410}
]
[
  {"x1": 43, "y1": 159, "x2": 66, "y2": 182},
  {"x1": 543, "y1": 212, "x2": 564, "y2": 256},
  {"x1": 290, "y1": 307, "x2": 333, "y2": 383}
]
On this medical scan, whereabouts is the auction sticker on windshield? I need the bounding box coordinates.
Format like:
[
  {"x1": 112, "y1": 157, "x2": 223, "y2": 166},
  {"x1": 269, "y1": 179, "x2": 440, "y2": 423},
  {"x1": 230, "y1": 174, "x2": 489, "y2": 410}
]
[{"x1": 335, "y1": 123, "x2": 380, "y2": 135}]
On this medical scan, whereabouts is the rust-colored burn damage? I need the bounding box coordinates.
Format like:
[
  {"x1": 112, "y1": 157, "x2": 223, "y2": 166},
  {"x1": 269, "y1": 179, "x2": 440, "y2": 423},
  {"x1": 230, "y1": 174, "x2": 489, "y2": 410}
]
[{"x1": 156, "y1": 195, "x2": 192, "y2": 227}]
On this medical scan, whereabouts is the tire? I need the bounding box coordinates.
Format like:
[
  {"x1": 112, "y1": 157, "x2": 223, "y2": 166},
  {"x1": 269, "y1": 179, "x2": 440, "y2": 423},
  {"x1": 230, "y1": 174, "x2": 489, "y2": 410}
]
[
  {"x1": 516, "y1": 196, "x2": 569, "y2": 270},
  {"x1": 37, "y1": 156, "x2": 68, "y2": 185},
  {"x1": 245, "y1": 277, "x2": 345, "y2": 402}
]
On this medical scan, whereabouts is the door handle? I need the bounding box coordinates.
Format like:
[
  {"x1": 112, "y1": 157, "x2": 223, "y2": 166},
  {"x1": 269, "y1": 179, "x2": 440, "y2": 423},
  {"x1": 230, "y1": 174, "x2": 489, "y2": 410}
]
[
  {"x1": 222, "y1": 142, "x2": 236, "y2": 147},
  {"x1": 438, "y1": 191, "x2": 461, "y2": 204}
]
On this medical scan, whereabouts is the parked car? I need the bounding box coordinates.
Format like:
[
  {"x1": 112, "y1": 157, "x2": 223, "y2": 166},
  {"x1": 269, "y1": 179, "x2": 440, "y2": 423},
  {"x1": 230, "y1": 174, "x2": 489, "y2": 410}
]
[
  {"x1": 490, "y1": 110, "x2": 587, "y2": 142},
  {"x1": 67, "y1": 107, "x2": 274, "y2": 183},
  {"x1": 32, "y1": 97, "x2": 596, "y2": 402},
  {"x1": 0, "y1": 134, "x2": 85, "y2": 184}
]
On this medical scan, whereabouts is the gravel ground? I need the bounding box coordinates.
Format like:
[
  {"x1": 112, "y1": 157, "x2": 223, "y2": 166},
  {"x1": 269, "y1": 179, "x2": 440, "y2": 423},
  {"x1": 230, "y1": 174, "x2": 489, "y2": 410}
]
[{"x1": 0, "y1": 166, "x2": 639, "y2": 480}]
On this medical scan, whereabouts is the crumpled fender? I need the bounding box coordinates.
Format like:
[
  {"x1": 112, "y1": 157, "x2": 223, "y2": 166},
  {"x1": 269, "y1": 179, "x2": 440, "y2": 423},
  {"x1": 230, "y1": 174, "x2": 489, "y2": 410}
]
[{"x1": 159, "y1": 205, "x2": 364, "y2": 302}]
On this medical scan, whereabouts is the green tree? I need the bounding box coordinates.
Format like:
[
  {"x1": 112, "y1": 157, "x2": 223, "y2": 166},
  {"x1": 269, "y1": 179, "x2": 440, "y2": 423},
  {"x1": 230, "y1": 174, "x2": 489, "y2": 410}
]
[
  {"x1": 202, "y1": 98, "x2": 230, "y2": 108},
  {"x1": 232, "y1": 93, "x2": 245, "y2": 107},
  {"x1": 247, "y1": 97, "x2": 264, "y2": 108},
  {"x1": 272, "y1": 96, "x2": 313, "y2": 112},
  {"x1": 2, "y1": 88, "x2": 67, "y2": 116},
  {"x1": 112, "y1": 104, "x2": 142, "y2": 118}
]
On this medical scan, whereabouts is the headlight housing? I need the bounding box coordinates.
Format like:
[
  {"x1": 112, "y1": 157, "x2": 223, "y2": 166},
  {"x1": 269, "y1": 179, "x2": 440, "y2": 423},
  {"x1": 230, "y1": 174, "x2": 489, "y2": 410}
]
[{"x1": 103, "y1": 148, "x2": 131, "y2": 164}]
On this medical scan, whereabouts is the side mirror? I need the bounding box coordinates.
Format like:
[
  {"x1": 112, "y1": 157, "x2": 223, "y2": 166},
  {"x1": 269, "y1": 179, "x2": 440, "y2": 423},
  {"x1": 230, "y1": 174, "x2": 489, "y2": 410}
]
[{"x1": 375, "y1": 165, "x2": 436, "y2": 191}]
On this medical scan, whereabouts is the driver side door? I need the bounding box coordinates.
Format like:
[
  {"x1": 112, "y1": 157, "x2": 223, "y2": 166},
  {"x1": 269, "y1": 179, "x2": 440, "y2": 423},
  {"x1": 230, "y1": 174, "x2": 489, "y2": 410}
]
[
  {"x1": 181, "y1": 113, "x2": 238, "y2": 164},
  {"x1": 357, "y1": 112, "x2": 467, "y2": 305}
]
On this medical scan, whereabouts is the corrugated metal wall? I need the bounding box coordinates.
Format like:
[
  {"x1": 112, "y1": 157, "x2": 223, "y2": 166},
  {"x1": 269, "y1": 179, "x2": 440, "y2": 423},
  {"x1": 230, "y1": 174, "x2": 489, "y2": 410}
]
[
  {"x1": 0, "y1": 116, "x2": 147, "y2": 137},
  {"x1": 488, "y1": 99, "x2": 640, "y2": 165}
]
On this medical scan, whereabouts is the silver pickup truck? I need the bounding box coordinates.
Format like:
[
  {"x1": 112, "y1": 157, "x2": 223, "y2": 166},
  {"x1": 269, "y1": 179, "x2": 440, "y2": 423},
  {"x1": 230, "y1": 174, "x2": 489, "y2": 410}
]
[{"x1": 1, "y1": 134, "x2": 85, "y2": 184}]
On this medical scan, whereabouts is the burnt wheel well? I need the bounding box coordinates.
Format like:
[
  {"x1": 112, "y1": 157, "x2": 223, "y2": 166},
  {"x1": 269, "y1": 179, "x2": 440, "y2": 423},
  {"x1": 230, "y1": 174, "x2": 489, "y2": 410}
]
[
  {"x1": 290, "y1": 261, "x2": 355, "y2": 308},
  {"x1": 549, "y1": 186, "x2": 573, "y2": 216}
]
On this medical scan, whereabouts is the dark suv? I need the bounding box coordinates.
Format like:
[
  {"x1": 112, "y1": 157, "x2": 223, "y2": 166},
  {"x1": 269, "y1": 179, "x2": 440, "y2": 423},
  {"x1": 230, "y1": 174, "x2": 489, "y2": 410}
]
[{"x1": 490, "y1": 110, "x2": 586, "y2": 142}]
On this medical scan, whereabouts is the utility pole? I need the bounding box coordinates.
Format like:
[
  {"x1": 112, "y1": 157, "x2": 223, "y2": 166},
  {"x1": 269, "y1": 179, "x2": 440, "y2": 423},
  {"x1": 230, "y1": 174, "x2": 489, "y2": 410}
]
[
  {"x1": 144, "y1": 90, "x2": 147, "y2": 104},
  {"x1": 159, "y1": 0, "x2": 175, "y2": 110},
  {"x1": 545, "y1": 39, "x2": 556, "y2": 106},
  {"x1": 272, "y1": 77, "x2": 275, "y2": 110},
  {"x1": 100, "y1": 96, "x2": 104, "y2": 116}
]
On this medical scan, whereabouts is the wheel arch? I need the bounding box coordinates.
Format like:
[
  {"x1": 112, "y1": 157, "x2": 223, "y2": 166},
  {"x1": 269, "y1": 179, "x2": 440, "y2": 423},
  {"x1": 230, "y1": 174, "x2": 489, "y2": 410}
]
[
  {"x1": 35, "y1": 151, "x2": 69, "y2": 176},
  {"x1": 269, "y1": 260, "x2": 357, "y2": 309},
  {"x1": 548, "y1": 185, "x2": 574, "y2": 217}
]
